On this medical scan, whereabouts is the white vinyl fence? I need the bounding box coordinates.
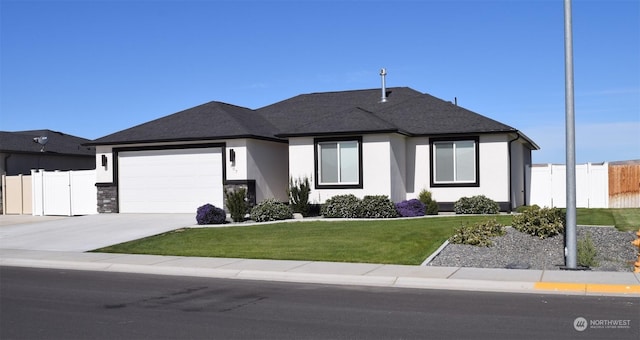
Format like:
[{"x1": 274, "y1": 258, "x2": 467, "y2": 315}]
[
  {"x1": 31, "y1": 169, "x2": 97, "y2": 216},
  {"x1": 529, "y1": 163, "x2": 609, "y2": 208}
]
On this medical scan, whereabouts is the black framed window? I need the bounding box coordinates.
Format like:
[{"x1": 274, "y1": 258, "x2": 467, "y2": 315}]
[
  {"x1": 430, "y1": 137, "x2": 479, "y2": 187},
  {"x1": 315, "y1": 137, "x2": 363, "y2": 189}
]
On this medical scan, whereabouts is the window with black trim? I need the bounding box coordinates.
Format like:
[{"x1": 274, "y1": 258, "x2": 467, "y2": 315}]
[
  {"x1": 431, "y1": 138, "x2": 479, "y2": 187},
  {"x1": 315, "y1": 137, "x2": 362, "y2": 188}
]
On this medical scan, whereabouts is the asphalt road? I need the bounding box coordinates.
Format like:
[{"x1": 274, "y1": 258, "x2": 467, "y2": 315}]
[{"x1": 1, "y1": 266, "x2": 638, "y2": 340}]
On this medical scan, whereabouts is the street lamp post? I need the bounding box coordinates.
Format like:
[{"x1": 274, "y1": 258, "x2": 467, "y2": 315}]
[{"x1": 564, "y1": 0, "x2": 577, "y2": 269}]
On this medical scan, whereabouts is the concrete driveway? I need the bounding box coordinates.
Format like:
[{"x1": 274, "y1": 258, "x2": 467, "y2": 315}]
[{"x1": 0, "y1": 214, "x2": 197, "y2": 252}]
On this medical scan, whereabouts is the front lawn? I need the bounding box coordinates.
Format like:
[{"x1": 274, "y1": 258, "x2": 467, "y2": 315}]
[
  {"x1": 575, "y1": 208, "x2": 640, "y2": 232},
  {"x1": 94, "y1": 208, "x2": 639, "y2": 265},
  {"x1": 95, "y1": 215, "x2": 514, "y2": 265}
]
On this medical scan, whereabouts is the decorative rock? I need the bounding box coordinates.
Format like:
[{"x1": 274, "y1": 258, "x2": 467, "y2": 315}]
[{"x1": 428, "y1": 226, "x2": 637, "y2": 272}]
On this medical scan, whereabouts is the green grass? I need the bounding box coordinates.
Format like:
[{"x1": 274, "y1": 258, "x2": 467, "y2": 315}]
[
  {"x1": 575, "y1": 208, "x2": 640, "y2": 232},
  {"x1": 95, "y1": 215, "x2": 514, "y2": 265},
  {"x1": 94, "y1": 208, "x2": 640, "y2": 265}
]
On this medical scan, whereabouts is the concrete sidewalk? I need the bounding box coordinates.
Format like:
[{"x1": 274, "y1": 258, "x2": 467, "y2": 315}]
[{"x1": 2, "y1": 248, "x2": 639, "y2": 297}]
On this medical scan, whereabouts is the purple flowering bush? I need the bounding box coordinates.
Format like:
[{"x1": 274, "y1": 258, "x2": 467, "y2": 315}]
[
  {"x1": 196, "y1": 203, "x2": 227, "y2": 225},
  {"x1": 395, "y1": 199, "x2": 426, "y2": 217}
]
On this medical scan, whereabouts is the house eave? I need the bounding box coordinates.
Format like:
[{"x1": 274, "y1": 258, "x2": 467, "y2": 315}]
[
  {"x1": 0, "y1": 149, "x2": 95, "y2": 157},
  {"x1": 84, "y1": 134, "x2": 287, "y2": 147},
  {"x1": 276, "y1": 129, "x2": 406, "y2": 138},
  {"x1": 409, "y1": 129, "x2": 540, "y2": 150},
  {"x1": 513, "y1": 130, "x2": 540, "y2": 150}
]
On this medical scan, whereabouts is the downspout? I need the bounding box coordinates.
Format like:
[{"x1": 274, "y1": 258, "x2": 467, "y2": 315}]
[
  {"x1": 1, "y1": 154, "x2": 8, "y2": 214},
  {"x1": 507, "y1": 132, "x2": 521, "y2": 212},
  {"x1": 2, "y1": 153, "x2": 11, "y2": 175}
]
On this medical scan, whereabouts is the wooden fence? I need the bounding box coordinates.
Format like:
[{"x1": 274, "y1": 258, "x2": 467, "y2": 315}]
[
  {"x1": 609, "y1": 162, "x2": 640, "y2": 208},
  {"x1": 1, "y1": 174, "x2": 32, "y2": 214}
]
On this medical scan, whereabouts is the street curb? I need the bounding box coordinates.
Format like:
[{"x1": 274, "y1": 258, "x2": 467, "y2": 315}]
[
  {"x1": 534, "y1": 281, "x2": 640, "y2": 295},
  {"x1": 3, "y1": 257, "x2": 639, "y2": 297}
]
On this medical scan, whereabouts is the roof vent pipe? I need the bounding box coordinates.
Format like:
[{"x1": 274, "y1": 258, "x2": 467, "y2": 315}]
[{"x1": 380, "y1": 68, "x2": 387, "y2": 103}]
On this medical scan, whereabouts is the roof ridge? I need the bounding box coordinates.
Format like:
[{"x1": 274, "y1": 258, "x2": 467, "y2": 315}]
[
  {"x1": 303, "y1": 86, "x2": 410, "y2": 96},
  {"x1": 214, "y1": 101, "x2": 281, "y2": 137}
]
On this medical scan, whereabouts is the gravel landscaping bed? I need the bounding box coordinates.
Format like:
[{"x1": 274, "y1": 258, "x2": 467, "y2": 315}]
[{"x1": 427, "y1": 226, "x2": 638, "y2": 272}]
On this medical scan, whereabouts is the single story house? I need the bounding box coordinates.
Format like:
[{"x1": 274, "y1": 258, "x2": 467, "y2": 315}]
[{"x1": 87, "y1": 86, "x2": 538, "y2": 214}]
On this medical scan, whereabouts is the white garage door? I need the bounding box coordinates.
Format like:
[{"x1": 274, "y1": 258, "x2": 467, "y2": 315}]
[{"x1": 118, "y1": 147, "x2": 223, "y2": 213}]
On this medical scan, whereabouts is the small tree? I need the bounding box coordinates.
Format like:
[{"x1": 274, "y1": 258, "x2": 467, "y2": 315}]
[
  {"x1": 287, "y1": 176, "x2": 311, "y2": 216},
  {"x1": 418, "y1": 189, "x2": 439, "y2": 215},
  {"x1": 225, "y1": 187, "x2": 248, "y2": 222}
]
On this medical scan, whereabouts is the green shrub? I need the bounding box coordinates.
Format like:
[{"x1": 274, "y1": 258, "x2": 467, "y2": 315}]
[
  {"x1": 250, "y1": 198, "x2": 293, "y2": 222},
  {"x1": 577, "y1": 232, "x2": 599, "y2": 268},
  {"x1": 454, "y1": 195, "x2": 499, "y2": 214},
  {"x1": 449, "y1": 218, "x2": 506, "y2": 247},
  {"x1": 418, "y1": 189, "x2": 439, "y2": 215},
  {"x1": 515, "y1": 204, "x2": 540, "y2": 213},
  {"x1": 360, "y1": 195, "x2": 398, "y2": 218},
  {"x1": 288, "y1": 176, "x2": 311, "y2": 216},
  {"x1": 225, "y1": 188, "x2": 248, "y2": 222},
  {"x1": 512, "y1": 206, "x2": 565, "y2": 239},
  {"x1": 321, "y1": 194, "x2": 361, "y2": 218}
]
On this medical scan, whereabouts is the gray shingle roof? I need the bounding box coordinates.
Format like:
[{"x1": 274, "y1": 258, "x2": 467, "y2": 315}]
[
  {"x1": 374, "y1": 92, "x2": 518, "y2": 136},
  {"x1": 259, "y1": 87, "x2": 517, "y2": 137},
  {"x1": 89, "y1": 101, "x2": 282, "y2": 145},
  {"x1": 88, "y1": 87, "x2": 537, "y2": 149},
  {"x1": 257, "y1": 87, "x2": 423, "y2": 134},
  {"x1": 0, "y1": 130, "x2": 95, "y2": 155}
]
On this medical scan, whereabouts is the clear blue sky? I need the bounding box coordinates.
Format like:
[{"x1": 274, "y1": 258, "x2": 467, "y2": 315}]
[{"x1": 1, "y1": 0, "x2": 638, "y2": 164}]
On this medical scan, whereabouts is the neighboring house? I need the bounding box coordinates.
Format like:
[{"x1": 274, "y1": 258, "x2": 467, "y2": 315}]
[
  {"x1": 88, "y1": 87, "x2": 538, "y2": 214},
  {"x1": 0, "y1": 130, "x2": 95, "y2": 175},
  {"x1": 0, "y1": 129, "x2": 96, "y2": 214}
]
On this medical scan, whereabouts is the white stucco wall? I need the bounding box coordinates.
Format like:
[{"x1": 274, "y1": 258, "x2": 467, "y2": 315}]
[
  {"x1": 246, "y1": 139, "x2": 288, "y2": 202},
  {"x1": 96, "y1": 146, "x2": 114, "y2": 183},
  {"x1": 510, "y1": 138, "x2": 532, "y2": 208},
  {"x1": 429, "y1": 134, "x2": 510, "y2": 204},
  {"x1": 388, "y1": 134, "x2": 407, "y2": 202},
  {"x1": 226, "y1": 140, "x2": 248, "y2": 180},
  {"x1": 406, "y1": 137, "x2": 430, "y2": 199},
  {"x1": 289, "y1": 133, "x2": 519, "y2": 207},
  {"x1": 288, "y1": 134, "x2": 404, "y2": 204}
]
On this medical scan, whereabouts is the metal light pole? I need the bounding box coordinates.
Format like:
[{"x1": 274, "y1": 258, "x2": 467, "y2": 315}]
[{"x1": 564, "y1": 0, "x2": 577, "y2": 269}]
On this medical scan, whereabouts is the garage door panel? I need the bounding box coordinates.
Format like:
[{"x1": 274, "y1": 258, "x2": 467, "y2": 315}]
[{"x1": 119, "y1": 148, "x2": 223, "y2": 213}]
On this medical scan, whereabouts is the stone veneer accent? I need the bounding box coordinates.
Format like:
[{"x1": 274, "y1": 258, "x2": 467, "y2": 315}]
[{"x1": 96, "y1": 184, "x2": 118, "y2": 213}]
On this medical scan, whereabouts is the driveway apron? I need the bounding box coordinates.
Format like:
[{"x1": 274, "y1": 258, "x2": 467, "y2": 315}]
[{"x1": 0, "y1": 214, "x2": 196, "y2": 252}]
